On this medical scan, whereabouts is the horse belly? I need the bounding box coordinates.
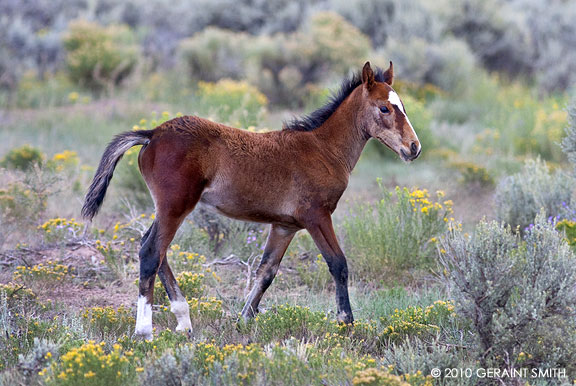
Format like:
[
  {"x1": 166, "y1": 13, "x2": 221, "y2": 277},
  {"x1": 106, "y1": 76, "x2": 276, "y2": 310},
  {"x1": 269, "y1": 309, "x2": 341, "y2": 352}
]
[{"x1": 198, "y1": 183, "x2": 299, "y2": 226}]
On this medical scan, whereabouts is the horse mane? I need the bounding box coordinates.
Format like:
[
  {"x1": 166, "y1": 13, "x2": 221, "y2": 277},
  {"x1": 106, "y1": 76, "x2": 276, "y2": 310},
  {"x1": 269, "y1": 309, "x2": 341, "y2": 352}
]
[{"x1": 282, "y1": 66, "x2": 387, "y2": 132}]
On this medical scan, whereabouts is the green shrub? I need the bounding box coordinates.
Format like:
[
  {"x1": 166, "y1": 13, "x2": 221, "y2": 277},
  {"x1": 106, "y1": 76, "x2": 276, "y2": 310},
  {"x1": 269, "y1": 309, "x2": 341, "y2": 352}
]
[
  {"x1": 197, "y1": 79, "x2": 268, "y2": 127},
  {"x1": 343, "y1": 184, "x2": 453, "y2": 279},
  {"x1": 556, "y1": 219, "x2": 576, "y2": 248},
  {"x1": 0, "y1": 145, "x2": 45, "y2": 170},
  {"x1": 0, "y1": 283, "x2": 37, "y2": 310},
  {"x1": 561, "y1": 99, "x2": 576, "y2": 169},
  {"x1": 385, "y1": 36, "x2": 477, "y2": 95},
  {"x1": 0, "y1": 166, "x2": 61, "y2": 247},
  {"x1": 141, "y1": 339, "x2": 387, "y2": 386},
  {"x1": 180, "y1": 12, "x2": 372, "y2": 106},
  {"x1": 81, "y1": 306, "x2": 135, "y2": 340},
  {"x1": 188, "y1": 206, "x2": 266, "y2": 258},
  {"x1": 448, "y1": 160, "x2": 494, "y2": 188},
  {"x1": 381, "y1": 337, "x2": 466, "y2": 385},
  {"x1": 0, "y1": 182, "x2": 42, "y2": 221},
  {"x1": 9, "y1": 72, "x2": 81, "y2": 109},
  {"x1": 179, "y1": 27, "x2": 249, "y2": 82},
  {"x1": 379, "y1": 301, "x2": 455, "y2": 343},
  {"x1": 351, "y1": 367, "x2": 409, "y2": 385},
  {"x1": 0, "y1": 293, "x2": 75, "y2": 372},
  {"x1": 304, "y1": 11, "x2": 372, "y2": 75},
  {"x1": 42, "y1": 341, "x2": 137, "y2": 386},
  {"x1": 494, "y1": 158, "x2": 574, "y2": 231},
  {"x1": 250, "y1": 11, "x2": 371, "y2": 106},
  {"x1": 250, "y1": 304, "x2": 332, "y2": 344},
  {"x1": 296, "y1": 253, "x2": 332, "y2": 291},
  {"x1": 39, "y1": 217, "x2": 83, "y2": 243},
  {"x1": 152, "y1": 270, "x2": 207, "y2": 305},
  {"x1": 439, "y1": 215, "x2": 576, "y2": 374},
  {"x1": 13, "y1": 260, "x2": 75, "y2": 290},
  {"x1": 63, "y1": 20, "x2": 138, "y2": 91}
]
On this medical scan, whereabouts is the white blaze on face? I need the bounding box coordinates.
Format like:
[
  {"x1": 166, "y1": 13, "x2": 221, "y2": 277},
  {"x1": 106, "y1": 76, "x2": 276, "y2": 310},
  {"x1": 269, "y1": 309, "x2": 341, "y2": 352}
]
[
  {"x1": 135, "y1": 295, "x2": 153, "y2": 339},
  {"x1": 388, "y1": 90, "x2": 420, "y2": 146}
]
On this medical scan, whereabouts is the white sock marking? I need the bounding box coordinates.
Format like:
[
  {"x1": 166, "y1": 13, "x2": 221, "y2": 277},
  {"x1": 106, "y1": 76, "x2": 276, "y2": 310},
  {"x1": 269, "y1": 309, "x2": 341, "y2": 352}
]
[
  {"x1": 135, "y1": 295, "x2": 153, "y2": 339},
  {"x1": 171, "y1": 299, "x2": 192, "y2": 332}
]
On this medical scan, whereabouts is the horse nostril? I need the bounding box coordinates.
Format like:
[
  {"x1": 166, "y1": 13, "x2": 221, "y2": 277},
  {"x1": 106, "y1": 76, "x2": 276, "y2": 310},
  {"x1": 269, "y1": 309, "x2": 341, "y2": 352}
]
[{"x1": 410, "y1": 142, "x2": 418, "y2": 155}]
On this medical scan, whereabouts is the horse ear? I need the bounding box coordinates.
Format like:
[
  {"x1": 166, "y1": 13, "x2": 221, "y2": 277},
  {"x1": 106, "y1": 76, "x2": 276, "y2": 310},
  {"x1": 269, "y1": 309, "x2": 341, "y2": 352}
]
[
  {"x1": 362, "y1": 61, "x2": 375, "y2": 90},
  {"x1": 383, "y1": 61, "x2": 394, "y2": 86}
]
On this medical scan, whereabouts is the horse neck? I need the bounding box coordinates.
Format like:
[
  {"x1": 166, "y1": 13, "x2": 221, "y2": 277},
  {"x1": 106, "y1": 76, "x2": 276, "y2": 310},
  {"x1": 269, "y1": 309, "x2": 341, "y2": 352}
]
[{"x1": 312, "y1": 93, "x2": 369, "y2": 173}]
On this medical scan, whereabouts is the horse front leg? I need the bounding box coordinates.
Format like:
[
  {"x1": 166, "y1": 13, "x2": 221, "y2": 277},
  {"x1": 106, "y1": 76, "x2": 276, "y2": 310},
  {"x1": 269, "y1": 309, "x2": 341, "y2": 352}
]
[
  {"x1": 241, "y1": 225, "x2": 296, "y2": 320},
  {"x1": 306, "y1": 214, "x2": 354, "y2": 324}
]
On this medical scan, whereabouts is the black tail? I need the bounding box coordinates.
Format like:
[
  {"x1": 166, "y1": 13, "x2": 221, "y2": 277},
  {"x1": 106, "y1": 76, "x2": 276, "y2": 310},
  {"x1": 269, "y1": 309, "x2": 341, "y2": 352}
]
[{"x1": 82, "y1": 130, "x2": 154, "y2": 220}]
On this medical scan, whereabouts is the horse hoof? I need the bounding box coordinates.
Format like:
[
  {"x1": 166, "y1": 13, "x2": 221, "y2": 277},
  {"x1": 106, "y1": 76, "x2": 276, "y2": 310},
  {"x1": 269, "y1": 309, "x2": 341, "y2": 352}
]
[{"x1": 337, "y1": 312, "x2": 354, "y2": 325}]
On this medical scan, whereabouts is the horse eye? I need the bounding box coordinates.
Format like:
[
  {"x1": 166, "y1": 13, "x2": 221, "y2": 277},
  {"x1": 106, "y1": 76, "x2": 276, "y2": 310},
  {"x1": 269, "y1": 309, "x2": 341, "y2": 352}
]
[{"x1": 380, "y1": 106, "x2": 390, "y2": 114}]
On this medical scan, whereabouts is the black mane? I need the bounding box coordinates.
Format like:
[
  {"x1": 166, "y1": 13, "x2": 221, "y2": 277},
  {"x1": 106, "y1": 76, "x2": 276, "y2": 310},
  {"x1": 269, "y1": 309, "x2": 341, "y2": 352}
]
[{"x1": 282, "y1": 66, "x2": 387, "y2": 132}]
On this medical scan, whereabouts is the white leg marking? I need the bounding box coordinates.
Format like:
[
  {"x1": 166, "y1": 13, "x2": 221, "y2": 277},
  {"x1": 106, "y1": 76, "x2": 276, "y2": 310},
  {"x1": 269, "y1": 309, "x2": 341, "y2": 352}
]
[
  {"x1": 135, "y1": 295, "x2": 153, "y2": 339},
  {"x1": 171, "y1": 299, "x2": 192, "y2": 332}
]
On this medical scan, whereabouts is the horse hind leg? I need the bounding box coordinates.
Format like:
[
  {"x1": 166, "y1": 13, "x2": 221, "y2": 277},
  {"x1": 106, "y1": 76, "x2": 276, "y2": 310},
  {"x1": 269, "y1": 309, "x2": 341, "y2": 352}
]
[
  {"x1": 135, "y1": 220, "x2": 159, "y2": 339},
  {"x1": 241, "y1": 225, "x2": 296, "y2": 320},
  {"x1": 135, "y1": 213, "x2": 189, "y2": 339},
  {"x1": 158, "y1": 258, "x2": 192, "y2": 333}
]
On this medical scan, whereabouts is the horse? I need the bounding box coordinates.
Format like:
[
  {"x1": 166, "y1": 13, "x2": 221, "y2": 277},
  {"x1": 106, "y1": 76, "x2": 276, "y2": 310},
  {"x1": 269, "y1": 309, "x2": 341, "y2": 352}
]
[{"x1": 82, "y1": 62, "x2": 421, "y2": 339}]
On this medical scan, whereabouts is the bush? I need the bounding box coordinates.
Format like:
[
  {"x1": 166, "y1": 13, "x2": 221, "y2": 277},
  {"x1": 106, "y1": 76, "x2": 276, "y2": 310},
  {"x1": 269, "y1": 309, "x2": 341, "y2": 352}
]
[
  {"x1": 494, "y1": 158, "x2": 574, "y2": 231},
  {"x1": 445, "y1": 0, "x2": 533, "y2": 77},
  {"x1": 180, "y1": 12, "x2": 372, "y2": 106},
  {"x1": 13, "y1": 260, "x2": 75, "y2": 290},
  {"x1": 381, "y1": 337, "x2": 465, "y2": 384},
  {"x1": 141, "y1": 339, "x2": 386, "y2": 385},
  {"x1": 197, "y1": 79, "x2": 268, "y2": 127},
  {"x1": 39, "y1": 217, "x2": 83, "y2": 243},
  {"x1": 520, "y1": 0, "x2": 576, "y2": 93},
  {"x1": 296, "y1": 253, "x2": 332, "y2": 291},
  {"x1": 379, "y1": 301, "x2": 455, "y2": 343},
  {"x1": 179, "y1": 28, "x2": 249, "y2": 82},
  {"x1": 250, "y1": 304, "x2": 331, "y2": 343},
  {"x1": 384, "y1": 36, "x2": 477, "y2": 95},
  {"x1": 448, "y1": 160, "x2": 494, "y2": 188},
  {"x1": 249, "y1": 11, "x2": 371, "y2": 105},
  {"x1": 343, "y1": 184, "x2": 452, "y2": 279},
  {"x1": 82, "y1": 306, "x2": 135, "y2": 340},
  {"x1": 439, "y1": 215, "x2": 576, "y2": 374},
  {"x1": 0, "y1": 144, "x2": 45, "y2": 170},
  {"x1": 42, "y1": 341, "x2": 137, "y2": 386},
  {"x1": 188, "y1": 206, "x2": 266, "y2": 258},
  {"x1": 0, "y1": 283, "x2": 37, "y2": 309},
  {"x1": 561, "y1": 99, "x2": 576, "y2": 169},
  {"x1": 63, "y1": 20, "x2": 138, "y2": 91}
]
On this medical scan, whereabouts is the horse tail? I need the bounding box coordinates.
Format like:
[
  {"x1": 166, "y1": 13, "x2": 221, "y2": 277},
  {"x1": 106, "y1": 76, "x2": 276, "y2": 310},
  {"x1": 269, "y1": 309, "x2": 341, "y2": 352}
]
[{"x1": 82, "y1": 130, "x2": 154, "y2": 220}]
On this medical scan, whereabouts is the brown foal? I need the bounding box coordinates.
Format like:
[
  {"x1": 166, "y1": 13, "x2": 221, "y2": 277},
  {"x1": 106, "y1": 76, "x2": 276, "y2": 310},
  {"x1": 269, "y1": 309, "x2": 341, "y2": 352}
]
[{"x1": 82, "y1": 62, "x2": 421, "y2": 339}]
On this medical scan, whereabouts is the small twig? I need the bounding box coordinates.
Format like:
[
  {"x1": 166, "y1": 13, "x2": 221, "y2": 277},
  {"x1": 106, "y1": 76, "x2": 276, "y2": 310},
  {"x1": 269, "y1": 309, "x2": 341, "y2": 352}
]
[{"x1": 205, "y1": 253, "x2": 261, "y2": 297}]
